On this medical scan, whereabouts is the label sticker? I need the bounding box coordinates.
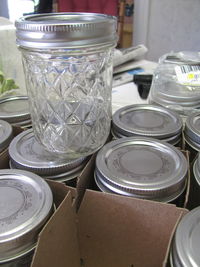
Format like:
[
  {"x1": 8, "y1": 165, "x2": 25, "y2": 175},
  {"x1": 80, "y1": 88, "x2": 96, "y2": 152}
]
[{"x1": 175, "y1": 65, "x2": 200, "y2": 86}]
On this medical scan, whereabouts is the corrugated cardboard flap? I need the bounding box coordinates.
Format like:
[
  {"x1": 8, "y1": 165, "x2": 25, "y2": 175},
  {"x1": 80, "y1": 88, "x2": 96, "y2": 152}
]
[
  {"x1": 31, "y1": 190, "x2": 80, "y2": 267},
  {"x1": 77, "y1": 189, "x2": 188, "y2": 267}
]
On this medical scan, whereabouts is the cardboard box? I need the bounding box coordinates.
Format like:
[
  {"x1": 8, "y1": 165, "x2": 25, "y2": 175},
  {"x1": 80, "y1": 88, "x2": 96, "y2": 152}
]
[
  {"x1": 30, "y1": 152, "x2": 188, "y2": 267},
  {"x1": 30, "y1": 186, "x2": 187, "y2": 267},
  {"x1": 0, "y1": 131, "x2": 189, "y2": 267}
]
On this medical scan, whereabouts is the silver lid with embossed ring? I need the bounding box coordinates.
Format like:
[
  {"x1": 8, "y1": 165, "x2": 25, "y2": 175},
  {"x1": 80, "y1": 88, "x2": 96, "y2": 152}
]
[
  {"x1": 15, "y1": 13, "x2": 117, "y2": 50},
  {"x1": 0, "y1": 96, "x2": 30, "y2": 124},
  {"x1": 112, "y1": 104, "x2": 182, "y2": 140},
  {"x1": 0, "y1": 169, "x2": 53, "y2": 262},
  {"x1": 9, "y1": 129, "x2": 88, "y2": 175},
  {"x1": 10, "y1": 159, "x2": 85, "y2": 183},
  {"x1": 170, "y1": 207, "x2": 200, "y2": 267},
  {"x1": 185, "y1": 111, "x2": 200, "y2": 147},
  {"x1": 95, "y1": 137, "x2": 188, "y2": 202},
  {"x1": 0, "y1": 119, "x2": 13, "y2": 153},
  {"x1": 111, "y1": 128, "x2": 182, "y2": 146}
]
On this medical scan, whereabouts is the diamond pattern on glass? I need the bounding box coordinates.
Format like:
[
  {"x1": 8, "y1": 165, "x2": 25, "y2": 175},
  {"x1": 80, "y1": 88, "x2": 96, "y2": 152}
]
[{"x1": 22, "y1": 50, "x2": 113, "y2": 158}]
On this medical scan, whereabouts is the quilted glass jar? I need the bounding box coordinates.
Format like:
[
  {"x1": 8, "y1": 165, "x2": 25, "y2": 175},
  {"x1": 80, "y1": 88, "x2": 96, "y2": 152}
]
[{"x1": 15, "y1": 13, "x2": 117, "y2": 159}]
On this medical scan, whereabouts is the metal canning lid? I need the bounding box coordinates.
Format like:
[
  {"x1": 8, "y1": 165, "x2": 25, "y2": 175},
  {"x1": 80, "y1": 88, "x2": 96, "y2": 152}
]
[
  {"x1": 95, "y1": 137, "x2": 188, "y2": 202},
  {"x1": 0, "y1": 119, "x2": 13, "y2": 153},
  {"x1": 0, "y1": 96, "x2": 30, "y2": 123},
  {"x1": 12, "y1": 118, "x2": 32, "y2": 128},
  {"x1": 185, "y1": 111, "x2": 200, "y2": 145},
  {"x1": 10, "y1": 159, "x2": 82, "y2": 183},
  {"x1": 9, "y1": 129, "x2": 88, "y2": 175},
  {"x1": 112, "y1": 104, "x2": 182, "y2": 139},
  {"x1": 15, "y1": 12, "x2": 118, "y2": 49},
  {"x1": 150, "y1": 89, "x2": 200, "y2": 106},
  {"x1": 184, "y1": 134, "x2": 200, "y2": 152},
  {"x1": 43, "y1": 161, "x2": 86, "y2": 181},
  {"x1": 111, "y1": 127, "x2": 181, "y2": 146},
  {"x1": 171, "y1": 207, "x2": 200, "y2": 267},
  {"x1": 0, "y1": 169, "x2": 53, "y2": 261},
  {"x1": 193, "y1": 159, "x2": 200, "y2": 186}
]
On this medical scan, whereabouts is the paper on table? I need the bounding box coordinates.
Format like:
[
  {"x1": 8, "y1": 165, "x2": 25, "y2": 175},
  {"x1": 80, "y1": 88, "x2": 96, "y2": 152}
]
[
  {"x1": 112, "y1": 82, "x2": 148, "y2": 114},
  {"x1": 113, "y1": 44, "x2": 148, "y2": 68}
]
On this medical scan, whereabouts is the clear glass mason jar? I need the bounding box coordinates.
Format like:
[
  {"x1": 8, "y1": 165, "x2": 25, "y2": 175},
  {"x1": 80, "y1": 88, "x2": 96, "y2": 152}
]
[{"x1": 15, "y1": 13, "x2": 117, "y2": 159}]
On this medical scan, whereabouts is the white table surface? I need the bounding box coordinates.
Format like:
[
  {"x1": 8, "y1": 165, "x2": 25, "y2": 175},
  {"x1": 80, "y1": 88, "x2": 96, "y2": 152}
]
[{"x1": 112, "y1": 60, "x2": 158, "y2": 114}]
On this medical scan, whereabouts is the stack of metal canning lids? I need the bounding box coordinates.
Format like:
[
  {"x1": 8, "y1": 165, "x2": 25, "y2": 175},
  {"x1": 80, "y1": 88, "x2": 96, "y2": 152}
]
[
  {"x1": 170, "y1": 207, "x2": 200, "y2": 267},
  {"x1": 8, "y1": 129, "x2": 89, "y2": 183},
  {"x1": 184, "y1": 111, "x2": 200, "y2": 152},
  {"x1": 0, "y1": 95, "x2": 31, "y2": 128},
  {"x1": 95, "y1": 137, "x2": 188, "y2": 202},
  {"x1": 0, "y1": 119, "x2": 13, "y2": 153},
  {"x1": 112, "y1": 104, "x2": 183, "y2": 146},
  {"x1": 0, "y1": 169, "x2": 53, "y2": 266}
]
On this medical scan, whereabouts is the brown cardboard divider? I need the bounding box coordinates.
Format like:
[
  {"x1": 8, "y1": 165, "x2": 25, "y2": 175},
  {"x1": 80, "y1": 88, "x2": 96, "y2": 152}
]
[
  {"x1": 30, "y1": 187, "x2": 187, "y2": 267},
  {"x1": 77, "y1": 190, "x2": 187, "y2": 267},
  {"x1": 31, "y1": 190, "x2": 80, "y2": 267},
  {"x1": 75, "y1": 149, "x2": 190, "y2": 209}
]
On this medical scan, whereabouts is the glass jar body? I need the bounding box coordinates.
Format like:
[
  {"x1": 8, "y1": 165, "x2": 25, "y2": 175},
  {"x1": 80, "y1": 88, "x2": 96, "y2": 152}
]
[{"x1": 21, "y1": 46, "x2": 114, "y2": 158}]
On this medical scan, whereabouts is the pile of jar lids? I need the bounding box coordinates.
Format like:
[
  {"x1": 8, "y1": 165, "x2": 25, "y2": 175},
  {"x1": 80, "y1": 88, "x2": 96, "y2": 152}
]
[
  {"x1": 111, "y1": 104, "x2": 183, "y2": 146},
  {"x1": 184, "y1": 111, "x2": 200, "y2": 152},
  {"x1": 94, "y1": 136, "x2": 188, "y2": 203},
  {"x1": 0, "y1": 95, "x2": 31, "y2": 128},
  {"x1": 8, "y1": 129, "x2": 89, "y2": 185},
  {"x1": 0, "y1": 169, "x2": 53, "y2": 266}
]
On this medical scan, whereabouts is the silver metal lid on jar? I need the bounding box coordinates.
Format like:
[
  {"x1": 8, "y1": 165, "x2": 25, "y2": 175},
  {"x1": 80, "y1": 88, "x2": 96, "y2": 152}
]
[
  {"x1": 95, "y1": 137, "x2": 188, "y2": 202},
  {"x1": 0, "y1": 169, "x2": 53, "y2": 262},
  {"x1": 170, "y1": 207, "x2": 200, "y2": 267},
  {"x1": 15, "y1": 12, "x2": 118, "y2": 49},
  {"x1": 184, "y1": 111, "x2": 200, "y2": 149},
  {"x1": 193, "y1": 154, "x2": 200, "y2": 186},
  {"x1": 10, "y1": 159, "x2": 85, "y2": 183},
  {"x1": 9, "y1": 129, "x2": 88, "y2": 175},
  {"x1": 0, "y1": 96, "x2": 30, "y2": 125},
  {"x1": 0, "y1": 119, "x2": 13, "y2": 153},
  {"x1": 112, "y1": 104, "x2": 182, "y2": 143}
]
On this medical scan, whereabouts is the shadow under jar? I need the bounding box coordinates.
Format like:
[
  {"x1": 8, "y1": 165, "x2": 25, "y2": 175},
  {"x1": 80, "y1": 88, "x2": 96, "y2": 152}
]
[
  {"x1": 15, "y1": 13, "x2": 118, "y2": 159},
  {"x1": 187, "y1": 153, "x2": 200, "y2": 210},
  {"x1": 0, "y1": 169, "x2": 53, "y2": 267},
  {"x1": 95, "y1": 137, "x2": 188, "y2": 206}
]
